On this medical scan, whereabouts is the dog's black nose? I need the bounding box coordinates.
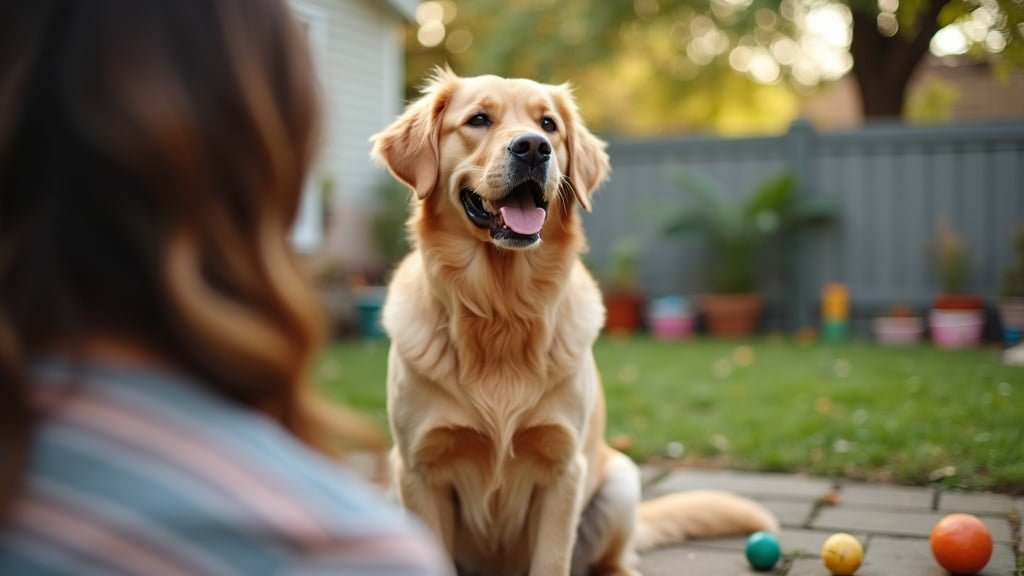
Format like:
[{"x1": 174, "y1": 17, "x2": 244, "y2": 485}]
[{"x1": 508, "y1": 134, "x2": 551, "y2": 167}]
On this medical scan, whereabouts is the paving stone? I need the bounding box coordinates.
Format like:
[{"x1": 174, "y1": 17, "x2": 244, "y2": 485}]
[
  {"x1": 638, "y1": 543, "x2": 763, "y2": 575},
  {"x1": 838, "y1": 482, "x2": 935, "y2": 511},
  {"x1": 785, "y1": 557, "x2": 833, "y2": 575},
  {"x1": 763, "y1": 499, "x2": 816, "y2": 528},
  {"x1": 861, "y1": 536, "x2": 1017, "y2": 576},
  {"x1": 813, "y1": 508, "x2": 1014, "y2": 542},
  {"x1": 776, "y1": 529, "x2": 866, "y2": 558},
  {"x1": 938, "y1": 490, "x2": 1018, "y2": 516},
  {"x1": 645, "y1": 469, "x2": 833, "y2": 501},
  {"x1": 639, "y1": 465, "x2": 666, "y2": 488}
]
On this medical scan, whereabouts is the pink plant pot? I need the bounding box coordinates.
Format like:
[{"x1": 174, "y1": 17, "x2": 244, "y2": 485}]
[
  {"x1": 649, "y1": 313, "x2": 695, "y2": 341},
  {"x1": 872, "y1": 317, "x2": 924, "y2": 346},
  {"x1": 929, "y1": 309, "x2": 984, "y2": 349}
]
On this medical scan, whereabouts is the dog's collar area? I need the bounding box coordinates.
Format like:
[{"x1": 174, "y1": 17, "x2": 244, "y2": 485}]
[{"x1": 460, "y1": 184, "x2": 547, "y2": 248}]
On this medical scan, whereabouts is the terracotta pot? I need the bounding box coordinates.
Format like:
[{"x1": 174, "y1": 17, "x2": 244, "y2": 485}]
[
  {"x1": 933, "y1": 293, "x2": 984, "y2": 311},
  {"x1": 604, "y1": 291, "x2": 643, "y2": 334},
  {"x1": 702, "y1": 293, "x2": 763, "y2": 338}
]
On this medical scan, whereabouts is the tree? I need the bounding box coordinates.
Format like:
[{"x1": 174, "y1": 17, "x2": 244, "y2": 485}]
[
  {"x1": 406, "y1": 0, "x2": 1023, "y2": 129},
  {"x1": 847, "y1": 0, "x2": 1024, "y2": 117}
]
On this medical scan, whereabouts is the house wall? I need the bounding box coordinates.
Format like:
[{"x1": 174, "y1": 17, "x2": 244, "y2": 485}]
[{"x1": 289, "y1": 0, "x2": 408, "y2": 267}]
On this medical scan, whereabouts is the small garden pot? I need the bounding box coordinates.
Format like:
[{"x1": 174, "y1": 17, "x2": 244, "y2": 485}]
[
  {"x1": 702, "y1": 293, "x2": 762, "y2": 338},
  {"x1": 354, "y1": 286, "x2": 388, "y2": 340},
  {"x1": 872, "y1": 316, "x2": 924, "y2": 346},
  {"x1": 647, "y1": 295, "x2": 694, "y2": 340},
  {"x1": 999, "y1": 297, "x2": 1024, "y2": 345},
  {"x1": 604, "y1": 291, "x2": 643, "y2": 334},
  {"x1": 929, "y1": 309, "x2": 984, "y2": 349}
]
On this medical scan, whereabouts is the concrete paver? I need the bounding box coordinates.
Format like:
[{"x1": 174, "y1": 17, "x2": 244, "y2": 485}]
[
  {"x1": 839, "y1": 482, "x2": 935, "y2": 510},
  {"x1": 646, "y1": 468, "x2": 834, "y2": 500},
  {"x1": 812, "y1": 507, "x2": 948, "y2": 538},
  {"x1": 762, "y1": 499, "x2": 816, "y2": 528},
  {"x1": 638, "y1": 544, "x2": 761, "y2": 575},
  {"x1": 939, "y1": 491, "x2": 1018, "y2": 516}
]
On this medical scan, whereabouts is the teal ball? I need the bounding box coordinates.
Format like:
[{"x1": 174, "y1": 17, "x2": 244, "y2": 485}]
[{"x1": 745, "y1": 531, "x2": 781, "y2": 571}]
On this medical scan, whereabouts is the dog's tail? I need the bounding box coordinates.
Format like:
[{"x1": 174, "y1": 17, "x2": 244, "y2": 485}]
[{"x1": 633, "y1": 490, "x2": 779, "y2": 552}]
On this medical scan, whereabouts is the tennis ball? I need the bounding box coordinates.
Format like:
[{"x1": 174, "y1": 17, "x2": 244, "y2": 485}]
[
  {"x1": 745, "y1": 531, "x2": 781, "y2": 571},
  {"x1": 821, "y1": 532, "x2": 863, "y2": 575}
]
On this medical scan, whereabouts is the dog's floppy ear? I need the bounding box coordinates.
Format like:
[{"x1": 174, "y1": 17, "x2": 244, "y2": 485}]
[
  {"x1": 551, "y1": 84, "x2": 610, "y2": 212},
  {"x1": 371, "y1": 68, "x2": 455, "y2": 199}
]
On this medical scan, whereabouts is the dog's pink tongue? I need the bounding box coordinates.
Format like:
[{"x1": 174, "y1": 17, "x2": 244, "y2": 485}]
[{"x1": 498, "y1": 196, "x2": 546, "y2": 235}]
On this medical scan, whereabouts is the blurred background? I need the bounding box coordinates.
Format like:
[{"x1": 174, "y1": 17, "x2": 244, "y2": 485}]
[
  {"x1": 289, "y1": 0, "x2": 1023, "y2": 340},
  {"x1": 291, "y1": 0, "x2": 1023, "y2": 492}
]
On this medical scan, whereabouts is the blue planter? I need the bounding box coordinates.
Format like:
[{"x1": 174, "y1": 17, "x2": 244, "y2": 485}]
[{"x1": 355, "y1": 287, "x2": 388, "y2": 340}]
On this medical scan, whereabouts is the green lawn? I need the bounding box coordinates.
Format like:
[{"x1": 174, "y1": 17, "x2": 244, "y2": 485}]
[{"x1": 317, "y1": 337, "x2": 1024, "y2": 494}]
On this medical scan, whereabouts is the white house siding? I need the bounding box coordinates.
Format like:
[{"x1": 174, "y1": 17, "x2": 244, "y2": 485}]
[{"x1": 289, "y1": 0, "x2": 409, "y2": 267}]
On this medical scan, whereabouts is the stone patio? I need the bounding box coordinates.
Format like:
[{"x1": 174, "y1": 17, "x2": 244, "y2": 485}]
[{"x1": 638, "y1": 467, "x2": 1022, "y2": 575}]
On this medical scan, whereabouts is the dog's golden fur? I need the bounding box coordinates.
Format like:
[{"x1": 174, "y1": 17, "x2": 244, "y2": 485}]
[{"x1": 371, "y1": 68, "x2": 777, "y2": 576}]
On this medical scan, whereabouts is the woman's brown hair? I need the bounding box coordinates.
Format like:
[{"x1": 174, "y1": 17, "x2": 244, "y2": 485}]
[{"x1": 0, "y1": 0, "x2": 366, "y2": 513}]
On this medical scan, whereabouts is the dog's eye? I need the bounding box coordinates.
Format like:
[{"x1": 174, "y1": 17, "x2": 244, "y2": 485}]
[
  {"x1": 467, "y1": 113, "x2": 491, "y2": 128},
  {"x1": 540, "y1": 116, "x2": 557, "y2": 133}
]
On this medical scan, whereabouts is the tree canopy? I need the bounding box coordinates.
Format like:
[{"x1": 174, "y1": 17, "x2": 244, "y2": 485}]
[{"x1": 405, "y1": 0, "x2": 1022, "y2": 134}]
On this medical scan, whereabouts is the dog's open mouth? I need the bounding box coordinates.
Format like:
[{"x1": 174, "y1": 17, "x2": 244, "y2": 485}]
[{"x1": 460, "y1": 181, "x2": 549, "y2": 246}]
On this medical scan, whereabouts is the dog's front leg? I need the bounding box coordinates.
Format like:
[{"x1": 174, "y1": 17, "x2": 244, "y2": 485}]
[
  {"x1": 529, "y1": 454, "x2": 587, "y2": 576},
  {"x1": 394, "y1": 452, "x2": 457, "y2": 558}
]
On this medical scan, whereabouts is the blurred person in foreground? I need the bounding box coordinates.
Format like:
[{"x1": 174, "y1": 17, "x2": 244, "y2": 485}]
[{"x1": 0, "y1": 1, "x2": 450, "y2": 574}]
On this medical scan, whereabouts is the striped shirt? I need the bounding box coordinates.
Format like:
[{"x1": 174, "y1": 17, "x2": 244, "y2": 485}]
[{"x1": 0, "y1": 359, "x2": 452, "y2": 576}]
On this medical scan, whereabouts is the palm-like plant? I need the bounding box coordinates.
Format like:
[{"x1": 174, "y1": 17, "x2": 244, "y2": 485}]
[{"x1": 663, "y1": 171, "x2": 837, "y2": 294}]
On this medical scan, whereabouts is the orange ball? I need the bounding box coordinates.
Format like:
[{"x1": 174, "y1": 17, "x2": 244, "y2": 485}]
[{"x1": 929, "y1": 513, "x2": 993, "y2": 574}]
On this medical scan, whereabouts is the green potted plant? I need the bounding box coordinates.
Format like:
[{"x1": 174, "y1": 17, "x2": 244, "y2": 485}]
[
  {"x1": 929, "y1": 220, "x2": 984, "y2": 349},
  {"x1": 662, "y1": 171, "x2": 836, "y2": 338},
  {"x1": 998, "y1": 225, "x2": 1024, "y2": 345},
  {"x1": 602, "y1": 237, "x2": 643, "y2": 334}
]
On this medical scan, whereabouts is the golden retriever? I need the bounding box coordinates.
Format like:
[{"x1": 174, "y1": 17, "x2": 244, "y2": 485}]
[{"x1": 371, "y1": 68, "x2": 777, "y2": 576}]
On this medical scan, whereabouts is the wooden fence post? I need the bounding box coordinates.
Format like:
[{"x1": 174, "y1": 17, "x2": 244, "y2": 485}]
[{"x1": 784, "y1": 118, "x2": 816, "y2": 332}]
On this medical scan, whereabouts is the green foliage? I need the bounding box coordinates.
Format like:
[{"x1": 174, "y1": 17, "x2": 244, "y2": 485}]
[
  {"x1": 606, "y1": 237, "x2": 641, "y2": 293},
  {"x1": 370, "y1": 178, "x2": 412, "y2": 269},
  {"x1": 319, "y1": 337, "x2": 1024, "y2": 492},
  {"x1": 662, "y1": 171, "x2": 837, "y2": 293},
  {"x1": 405, "y1": 0, "x2": 1022, "y2": 132},
  {"x1": 931, "y1": 219, "x2": 969, "y2": 294},
  {"x1": 1000, "y1": 225, "x2": 1024, "y2": 298},
  {"x1": 906, "y1": 77, "x2": 960, "y2": 124}
]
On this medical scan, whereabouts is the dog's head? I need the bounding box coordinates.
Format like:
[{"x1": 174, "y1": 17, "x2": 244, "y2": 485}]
[{"x1": 371, "y1": 68, "x2": 609, "y2": 251}]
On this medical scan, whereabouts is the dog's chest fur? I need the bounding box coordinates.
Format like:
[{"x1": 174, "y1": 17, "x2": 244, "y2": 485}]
[{"x1": 384, "y1": 247, "x2": 604, "y2": 566}]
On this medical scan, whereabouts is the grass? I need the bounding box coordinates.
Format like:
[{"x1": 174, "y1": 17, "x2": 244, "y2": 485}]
[{"x1": 317, "y1": 336, "x2": 1024, "y2": 494}]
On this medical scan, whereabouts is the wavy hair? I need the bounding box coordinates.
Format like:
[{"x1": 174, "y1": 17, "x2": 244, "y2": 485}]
[{"x1": 0, "y1": 0, "x2": 369, "y2": 513}]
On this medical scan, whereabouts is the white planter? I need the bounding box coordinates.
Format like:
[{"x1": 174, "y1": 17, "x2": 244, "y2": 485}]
[
  {"x1": 872, "y1": 316, "x2": 924, "y2": 346},
  {"x1": 929, "y1": 309, "x2": 984, "y2": 349}
]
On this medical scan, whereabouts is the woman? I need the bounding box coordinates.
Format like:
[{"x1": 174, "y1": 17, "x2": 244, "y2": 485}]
[{"x1": 0, "y1": 1, "x2": 449, "y2": 574}]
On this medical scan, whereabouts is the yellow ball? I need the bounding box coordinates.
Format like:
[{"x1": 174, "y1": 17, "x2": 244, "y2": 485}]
[{"x1": 821, "y1": 533, "x2": 863, "y2": 575}]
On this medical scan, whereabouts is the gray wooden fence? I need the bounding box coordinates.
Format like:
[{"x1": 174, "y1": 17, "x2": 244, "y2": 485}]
[{"x1": 582, "y1": 120, "x2": 1024, "y2": 332}]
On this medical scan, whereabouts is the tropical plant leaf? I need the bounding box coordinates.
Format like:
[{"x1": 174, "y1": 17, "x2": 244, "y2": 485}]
[
  {"x1": 781, "y1": 196, "x2": 840, "y2": 232},
  {"x1": 746, "y1": 172, "x2": 796, "y2": 217}
]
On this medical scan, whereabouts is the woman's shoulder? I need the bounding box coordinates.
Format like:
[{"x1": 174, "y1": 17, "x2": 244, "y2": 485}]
[{"x1": 18, "y1": 359, "x2": 451, "y2": 575}]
